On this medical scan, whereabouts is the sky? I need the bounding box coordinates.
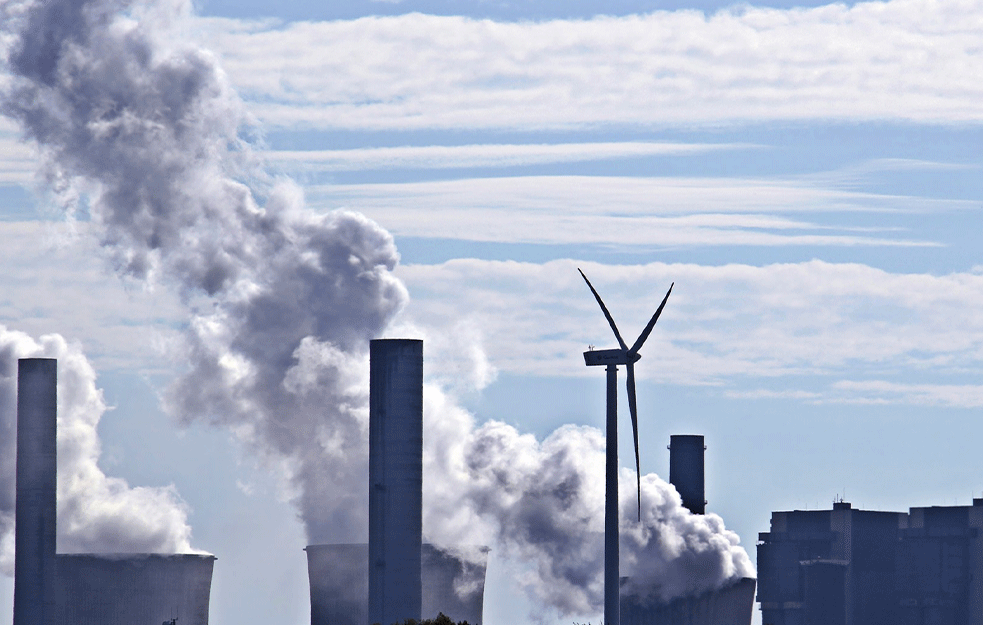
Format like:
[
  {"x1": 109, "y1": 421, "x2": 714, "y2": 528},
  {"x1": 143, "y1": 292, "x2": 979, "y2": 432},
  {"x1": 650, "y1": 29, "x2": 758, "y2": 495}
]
[{"x1": 1, "y1": 0, "x2": 982, "y2": 623}]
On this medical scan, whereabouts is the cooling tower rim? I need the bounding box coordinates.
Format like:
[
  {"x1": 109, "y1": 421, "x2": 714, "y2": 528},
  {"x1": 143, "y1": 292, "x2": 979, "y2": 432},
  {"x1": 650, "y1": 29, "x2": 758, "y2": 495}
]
[
  {"x1": 56, "y1": 552, "x2": 216, "y2": 560},
  {"x1": 304, "y1": 543, "x2": 489, "y2": 551}
]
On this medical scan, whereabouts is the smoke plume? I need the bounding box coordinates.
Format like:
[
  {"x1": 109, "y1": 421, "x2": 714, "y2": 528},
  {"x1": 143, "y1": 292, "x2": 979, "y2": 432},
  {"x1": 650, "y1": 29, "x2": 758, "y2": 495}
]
[
  {"x1": 0, "y1": 326, "x2": 196, "y2": 575},
  {"x1": 1, "y1": 0, "x2": 752, "y2": 613}
]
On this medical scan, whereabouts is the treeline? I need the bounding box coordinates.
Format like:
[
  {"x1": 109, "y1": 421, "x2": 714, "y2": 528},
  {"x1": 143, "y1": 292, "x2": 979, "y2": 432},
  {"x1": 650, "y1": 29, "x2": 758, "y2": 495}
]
[{"x1": 378, "y1": 613, "x2": 472, "y2": 625}]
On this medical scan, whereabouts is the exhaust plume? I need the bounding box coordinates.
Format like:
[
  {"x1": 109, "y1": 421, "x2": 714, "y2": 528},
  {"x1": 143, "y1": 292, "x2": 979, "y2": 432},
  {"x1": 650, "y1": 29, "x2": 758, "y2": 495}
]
[
  {"x1": 0, "y1": 325, "x2": 196, "y2": 576},
  {"x1": 1, "y1": 0, "x2": 752, "y2": 613}
]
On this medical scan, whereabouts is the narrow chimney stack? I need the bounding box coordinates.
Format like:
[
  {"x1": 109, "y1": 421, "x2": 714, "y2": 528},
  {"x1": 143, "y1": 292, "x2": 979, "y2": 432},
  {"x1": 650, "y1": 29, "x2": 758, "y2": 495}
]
[
  {"x1": 368, "y1": 339, "x2": 423, "y2": 625},
  {"x1": 14, "y1": 358, "x2": 57, "y2": 625},
  {"x1": 669, "y1": 434, "x2": 706, "y2": 515}
]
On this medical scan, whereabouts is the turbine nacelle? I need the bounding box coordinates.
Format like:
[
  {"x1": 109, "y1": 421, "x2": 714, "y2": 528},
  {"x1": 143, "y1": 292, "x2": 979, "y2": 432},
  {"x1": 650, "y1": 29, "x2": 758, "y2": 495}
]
[{"x1": 583, "y1": 348, "x2": 640, "y2": 367}]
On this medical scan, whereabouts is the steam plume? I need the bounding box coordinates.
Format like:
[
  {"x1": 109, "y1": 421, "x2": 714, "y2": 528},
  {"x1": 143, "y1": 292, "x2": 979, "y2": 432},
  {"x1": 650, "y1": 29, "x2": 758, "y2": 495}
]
[
  {"x1": 0, "y1": 325, "x2": 196, "y2": 575},
  {"x1": 1, "y1": 0, "x2": 752, "y2": 613}
]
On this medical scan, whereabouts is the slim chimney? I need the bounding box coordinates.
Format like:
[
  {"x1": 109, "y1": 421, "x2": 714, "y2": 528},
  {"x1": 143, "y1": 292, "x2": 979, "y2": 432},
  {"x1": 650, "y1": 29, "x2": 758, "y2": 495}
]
[
  {"x1": 368, "y1": 340, "x2": 423, "y2": 625},
  {"x1": 14, "y1": 358, "x2": 57, "y2": 625},
  {"x1": 669, "y1": 434, "x2": 705, "y2": 515}
]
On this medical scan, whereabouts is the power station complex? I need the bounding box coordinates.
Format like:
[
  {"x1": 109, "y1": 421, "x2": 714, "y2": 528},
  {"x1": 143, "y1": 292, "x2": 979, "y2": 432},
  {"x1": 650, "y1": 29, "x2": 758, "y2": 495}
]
[
  {"x1": 12, "y1": 345, "x2": 754, "y2": 625},
  {"x1": 757, "y1": 497, "x2": 983, "y2": 625}
]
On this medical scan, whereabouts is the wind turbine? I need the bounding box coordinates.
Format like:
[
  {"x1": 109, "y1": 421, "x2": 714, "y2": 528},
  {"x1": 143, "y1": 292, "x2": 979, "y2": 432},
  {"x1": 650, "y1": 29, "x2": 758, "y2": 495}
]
[{"x1": 578, "y1": 268, "x2": 672, "y2": 625}]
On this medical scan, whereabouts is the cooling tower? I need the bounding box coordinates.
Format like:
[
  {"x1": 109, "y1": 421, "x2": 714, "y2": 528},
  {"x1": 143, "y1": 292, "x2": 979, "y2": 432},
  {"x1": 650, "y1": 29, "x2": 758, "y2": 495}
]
[
  {"x1": 422, "y1": 544, "x2": 489, "y2": 625},
  {"x1": 14, "y1": 358, "x2": 57, "y2": 625},
  {"x1": 305, "y1": 544, "x2": 369, "y2": 625},
  {"x1": 369, "y1": 339, "x2": 424, "y2": 625},
  {"x1": 621, "y1": 577, "x2": 756, "y2": 625},
  {"x1": 668, "y1": 435, "x2": 705, "y2": 515},
  {"x1": 306, "y1": 543, "x2": 489, "y2": 625},
  {"x1": 54, "y1": 553, "x2": 216, "y2": 624}
]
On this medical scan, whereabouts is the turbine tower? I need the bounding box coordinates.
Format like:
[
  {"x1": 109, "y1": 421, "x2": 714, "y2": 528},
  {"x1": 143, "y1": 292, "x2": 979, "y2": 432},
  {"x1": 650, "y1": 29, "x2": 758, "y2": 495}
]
[{"x1": 578, "y1": 269, "x2": 672, "y2": 625}]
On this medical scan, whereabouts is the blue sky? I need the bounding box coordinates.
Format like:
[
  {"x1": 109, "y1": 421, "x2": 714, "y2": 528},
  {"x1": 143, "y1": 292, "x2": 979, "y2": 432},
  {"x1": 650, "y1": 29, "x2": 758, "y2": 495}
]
[{"x1": 1, "y1": 0, "x2": 982, "y2": 623}]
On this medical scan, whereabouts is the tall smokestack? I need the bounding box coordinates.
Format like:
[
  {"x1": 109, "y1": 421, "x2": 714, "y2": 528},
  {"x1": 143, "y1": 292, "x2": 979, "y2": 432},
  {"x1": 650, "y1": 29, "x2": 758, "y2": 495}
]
[
  {"x1": 668, "y1": 434, "x2": 705, "y2": 515},
  {"x1": 369, "y1": 339, "x2": 423, "y2": 625},
  {"x1": 14, "y1": 358, "x2": 57, "y2": 625}
]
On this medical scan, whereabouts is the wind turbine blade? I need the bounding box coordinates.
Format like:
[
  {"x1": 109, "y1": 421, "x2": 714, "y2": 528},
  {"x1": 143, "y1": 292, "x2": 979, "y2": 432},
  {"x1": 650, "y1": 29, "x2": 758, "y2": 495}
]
[
  {"x1": 627, "y1": 362, "x2": 641, "y2": 522},
  {"x1": 630, "y1": 282, "x2": 674, "y2": 355},
  {"x1": 578, "y1": 268, "x2": 628, "y2": 351}
]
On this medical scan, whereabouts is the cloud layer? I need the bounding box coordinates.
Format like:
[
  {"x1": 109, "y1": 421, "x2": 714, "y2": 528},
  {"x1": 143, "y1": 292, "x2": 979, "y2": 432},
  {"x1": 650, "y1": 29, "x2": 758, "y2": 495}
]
[
  {"x1": 396, "y1": 258, "x2": 983, "y2": 406},
  {"x1": 197, "y1": 0, "x2": 983, "y2": 130}
]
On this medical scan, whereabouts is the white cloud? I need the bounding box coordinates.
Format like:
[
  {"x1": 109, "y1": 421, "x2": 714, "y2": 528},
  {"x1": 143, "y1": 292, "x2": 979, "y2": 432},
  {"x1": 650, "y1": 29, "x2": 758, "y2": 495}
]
[
  {"x1": 266, "y1": 141, "x2": 754, "y2": 172},
  {"x1": 830, "y1": 379, "x2": 983, "y2": 408},
  {"x1": 393, "y1": 258, "x2": 983, "y2": 393},
  {"x1": 308, "y1": 174, "x2": 955, "y2": 247},
  {"x1": 0, "y1": 222, "x2": 184, "y2": 373},
  {"x1": 193, "y1": 0, "x2": 983, "y2": 130}
]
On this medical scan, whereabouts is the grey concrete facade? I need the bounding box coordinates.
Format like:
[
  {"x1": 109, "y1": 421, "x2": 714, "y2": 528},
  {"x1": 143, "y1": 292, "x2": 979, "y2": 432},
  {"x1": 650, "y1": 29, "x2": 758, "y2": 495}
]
[
  {"x1": 757, "y1": 498, "x2": 983, "y2": 625},
  {"x1": 621, "y1": 577, "x2": 756, "y2": 625},
  {"x1": 55, "y1": 554, "x2": 216, "y2": 625},
  {"x1": 306, "y1": 543, "x2": 488, "y2": 625},
  {"x1": 369, "y1": 339, "x2": 424, "y2": 625},
  {"x1": 668, "y1": 434, "x2": 705, "y2": 515},
  {"x1": 14, "y1": 358, "x2": 57, "y2": 625}
]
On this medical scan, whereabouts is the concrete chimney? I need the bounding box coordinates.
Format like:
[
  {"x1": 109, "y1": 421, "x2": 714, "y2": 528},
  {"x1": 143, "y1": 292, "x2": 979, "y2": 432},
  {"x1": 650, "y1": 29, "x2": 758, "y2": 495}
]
[
  {"x1": 669, "y1": 434, "x2": 705, "y2": 515},
  {"x1": 14, "y1": 358, "x2": 57, "y2": 625},
  {"x1": 368, "y1": 339, "x2": 423, "y2": 625}
]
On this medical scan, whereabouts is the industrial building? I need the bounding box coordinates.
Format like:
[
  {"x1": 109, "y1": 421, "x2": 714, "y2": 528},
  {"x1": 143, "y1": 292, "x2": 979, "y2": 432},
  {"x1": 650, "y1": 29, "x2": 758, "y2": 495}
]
[
  {"x1": 305, "y1": 543, "x2": 489, "y2": 625},
  {"x1": 12, "y1": 358, "x2": 216, "y2": 625},
  {"x1": 621, "y1": 577, "x2": 757, "y2": 625},
  {"x1": 757, "y1": 497, "x2": 983, "y2": 625},
  {"x1": 307, "y1": 340, "x2": 489, "y2": 625},
  {"x1": 617, "y1": 434, "x2": 756, "y2": 625}
]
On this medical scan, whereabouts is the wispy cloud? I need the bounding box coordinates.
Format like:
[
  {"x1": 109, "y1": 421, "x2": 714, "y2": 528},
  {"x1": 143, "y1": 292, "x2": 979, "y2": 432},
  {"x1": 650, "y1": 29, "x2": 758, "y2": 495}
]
[
  {"x1": 308, "y1": 174, "x2": 955, "y2": 247},
  {"x1": 394, "y1": 259, "x2": 983, "y2": 395},
  {"x1": 195, "y1": 0, "x2": 983, "y2": 130},
  {"x1": 266, "y1": 141, "x2": 753, "y2": 172}
]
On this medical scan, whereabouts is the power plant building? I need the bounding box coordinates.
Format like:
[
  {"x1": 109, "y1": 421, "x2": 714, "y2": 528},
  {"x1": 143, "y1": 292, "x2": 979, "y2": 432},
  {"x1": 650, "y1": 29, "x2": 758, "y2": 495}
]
[
  {"x1": 757, "y1": 497, "x2": 983, "y2": 625},
  {"x1": 12, "y1": 358, "x2": 216, "y2": 625},
  {"x1": 621, "y1": 577, "x2": 756, "y2": 625},
  {"x1": 305, "y1": 543, "x2": 489, "y2": 625}
]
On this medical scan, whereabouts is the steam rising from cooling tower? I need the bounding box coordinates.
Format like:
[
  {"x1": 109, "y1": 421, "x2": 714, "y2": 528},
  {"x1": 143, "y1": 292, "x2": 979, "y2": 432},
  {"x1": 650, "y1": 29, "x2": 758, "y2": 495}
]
[
  {"x1": 0, "y1": 0, "x2": 753, "y2": 615},
  {"x1": 0, "y1": 326, "x2": 195, "y2": 576}
]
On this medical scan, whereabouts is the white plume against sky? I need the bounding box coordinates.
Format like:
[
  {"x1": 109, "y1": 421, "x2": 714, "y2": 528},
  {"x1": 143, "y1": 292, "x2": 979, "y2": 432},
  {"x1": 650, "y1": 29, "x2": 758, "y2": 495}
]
[
  {"x1": 0, "y1": 326, "x2": 197, "y2": 576},
  {"x1": 0, "y1": 0, "x2": 753, "y2": 619},
  {"x1": 0, "y1": 0, "x2": 980, "y2": 623}
]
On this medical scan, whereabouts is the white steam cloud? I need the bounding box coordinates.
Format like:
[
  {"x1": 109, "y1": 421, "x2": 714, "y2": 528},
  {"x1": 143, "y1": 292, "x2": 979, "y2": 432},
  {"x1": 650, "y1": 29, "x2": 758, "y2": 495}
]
[
  {"x1": 1, "y1": 0, "x2": 753, "y2": 613},
  {"x1": 0, "y1": 326, "x2": 196, "y2": 576}
]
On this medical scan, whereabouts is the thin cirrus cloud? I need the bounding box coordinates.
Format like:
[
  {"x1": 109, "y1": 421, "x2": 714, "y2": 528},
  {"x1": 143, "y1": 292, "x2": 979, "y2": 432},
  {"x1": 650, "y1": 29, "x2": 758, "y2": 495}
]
[
  {"x1": 197, "y1": 0, "x2": 983, "y2": 130},
  {"x1": 307, "y1": 174, "x2": 953, "y2": 248},
  {"x1": 265, "y1": 141, "x2": 753, "y2": 172},
  {"x1": 393, "y1": 258, "x2": 983, "y2": 393}
]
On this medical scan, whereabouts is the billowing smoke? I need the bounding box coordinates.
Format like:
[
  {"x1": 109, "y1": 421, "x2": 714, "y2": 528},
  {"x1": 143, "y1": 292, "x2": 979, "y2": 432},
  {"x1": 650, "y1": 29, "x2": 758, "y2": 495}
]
[
  {"x1": 0, "y1": 325, "x2": 196, "y2": 575},
  {"x1": 0, "y1": 0, "x2": 752, "y2": 613},
  {"x1": 421, "y1": 385, "x2": 752, "y2": 615},
  {"x1": 1, "y1": 0, "x2": 406, "y2": 543}
]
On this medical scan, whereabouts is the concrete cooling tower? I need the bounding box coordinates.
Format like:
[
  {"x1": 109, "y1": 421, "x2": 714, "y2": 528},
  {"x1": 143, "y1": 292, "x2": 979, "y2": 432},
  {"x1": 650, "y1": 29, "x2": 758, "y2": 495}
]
[
  {"x1": 621, "y1": 577, "x2": 756, "y2": 625},
  {"x1": 12, "y1": 358, "x2": 216, "y2": 625},
  {"x1": 55, "y1": 554, "x2": 216, "y2": 624},
  {"x1": 306, "y1": 543, "x2": 489, "y2": 625}
]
